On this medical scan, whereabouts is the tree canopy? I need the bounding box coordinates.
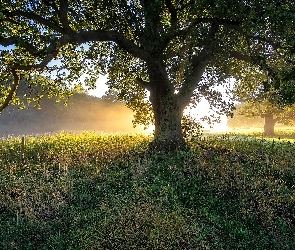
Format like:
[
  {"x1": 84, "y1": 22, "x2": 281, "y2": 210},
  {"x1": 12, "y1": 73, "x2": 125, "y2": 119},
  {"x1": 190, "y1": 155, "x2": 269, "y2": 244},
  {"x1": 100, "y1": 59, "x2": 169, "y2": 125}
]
[
  {"x1": 1, "y1": 0, "x2": 295, "y2": 150},
  {"x1": 227, "y1": 103, "x2": 265, "y2": 129}
]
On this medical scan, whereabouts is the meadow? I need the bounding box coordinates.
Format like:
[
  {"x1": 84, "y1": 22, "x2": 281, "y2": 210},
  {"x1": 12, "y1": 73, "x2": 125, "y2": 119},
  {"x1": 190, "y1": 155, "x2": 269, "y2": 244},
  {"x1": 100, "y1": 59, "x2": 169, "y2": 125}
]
[{"x1": 0, "y1": 131, "x2": 294, "y2": 249}]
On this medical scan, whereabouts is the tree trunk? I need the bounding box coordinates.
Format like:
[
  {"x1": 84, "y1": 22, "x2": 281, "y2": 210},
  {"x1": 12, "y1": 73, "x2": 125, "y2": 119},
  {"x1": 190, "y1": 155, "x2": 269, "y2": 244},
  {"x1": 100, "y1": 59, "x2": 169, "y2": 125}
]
[
  {"x1": 263, "y1": 114, "x2": 277, "y2": 136},
  {"x1": 149, "y1": 92, "x2": 188, "y2": 152},
  {"x1": 143, "y1": 61, "x2": 191, "y2": 152}
]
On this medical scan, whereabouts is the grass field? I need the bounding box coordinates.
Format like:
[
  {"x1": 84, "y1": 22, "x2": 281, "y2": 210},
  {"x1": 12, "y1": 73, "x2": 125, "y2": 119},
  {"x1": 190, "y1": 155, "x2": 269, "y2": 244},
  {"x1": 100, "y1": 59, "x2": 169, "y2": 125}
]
[{"x1": 0, "y1": 131, "x2": 295, "y2": 249}]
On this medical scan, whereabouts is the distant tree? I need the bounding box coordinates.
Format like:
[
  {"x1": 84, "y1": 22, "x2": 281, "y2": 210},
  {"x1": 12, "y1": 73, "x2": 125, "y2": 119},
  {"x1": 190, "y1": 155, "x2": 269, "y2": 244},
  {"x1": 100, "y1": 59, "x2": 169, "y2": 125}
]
[
  {"x1": 227, "y1": 104, "x2": 264, "y2": 129},
  {"x1": 228, "y1": 101, "x2": 295, "y2": 135},
  {"x1": 1, "y1": 1, "x2": 295, "y2": 150}
]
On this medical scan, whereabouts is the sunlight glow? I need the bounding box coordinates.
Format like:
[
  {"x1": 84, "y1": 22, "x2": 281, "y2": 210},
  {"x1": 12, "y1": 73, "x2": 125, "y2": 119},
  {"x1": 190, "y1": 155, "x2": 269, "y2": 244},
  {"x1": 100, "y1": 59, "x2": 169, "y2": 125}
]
[
  {"x1": 142, "y1": 124, "x2": 155, "y2": 135},
  {"x1": 86, "y1": 75, "x2": 231, "y2": 133},
  {"x1": 87, "y1": 75, "x2": 109, "y2": 97},
  {"x1": 184, "y1": 98, "x2": 231, "y2": 133}
]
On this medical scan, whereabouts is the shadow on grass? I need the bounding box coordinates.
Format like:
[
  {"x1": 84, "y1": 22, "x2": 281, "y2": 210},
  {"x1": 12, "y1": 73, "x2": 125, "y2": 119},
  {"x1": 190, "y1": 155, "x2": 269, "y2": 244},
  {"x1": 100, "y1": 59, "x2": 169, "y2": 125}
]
[{"x1": 0, "y1": 137, "x2": 295, "y2": 249}]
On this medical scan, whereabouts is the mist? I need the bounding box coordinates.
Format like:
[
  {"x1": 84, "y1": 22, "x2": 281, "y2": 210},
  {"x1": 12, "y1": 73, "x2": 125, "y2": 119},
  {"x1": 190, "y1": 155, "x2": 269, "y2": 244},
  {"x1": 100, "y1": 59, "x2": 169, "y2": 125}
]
[{"x1": 0, "y1": 93, "x2": 146, "y2": 137}]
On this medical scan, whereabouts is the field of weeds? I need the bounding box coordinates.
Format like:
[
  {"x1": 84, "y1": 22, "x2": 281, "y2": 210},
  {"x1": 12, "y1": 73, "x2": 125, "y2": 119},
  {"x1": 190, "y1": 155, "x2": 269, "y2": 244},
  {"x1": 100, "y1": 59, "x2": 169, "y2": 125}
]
[{"x1": 0, "y1": 131, "x2": 294, "y2": 249}]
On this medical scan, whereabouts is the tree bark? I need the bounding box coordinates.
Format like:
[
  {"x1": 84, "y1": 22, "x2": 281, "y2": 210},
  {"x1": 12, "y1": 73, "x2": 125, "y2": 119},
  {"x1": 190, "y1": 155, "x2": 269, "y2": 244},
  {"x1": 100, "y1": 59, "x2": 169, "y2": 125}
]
[
  {"x1": 150, "y1": 94, "x2": 188, "y2": 151},
  {"x1": 147, "y1": 66, "x2": 188, "y2": 152},
  {"x1": 263, "y1": 114, "x2": 278, "y2": 136}
]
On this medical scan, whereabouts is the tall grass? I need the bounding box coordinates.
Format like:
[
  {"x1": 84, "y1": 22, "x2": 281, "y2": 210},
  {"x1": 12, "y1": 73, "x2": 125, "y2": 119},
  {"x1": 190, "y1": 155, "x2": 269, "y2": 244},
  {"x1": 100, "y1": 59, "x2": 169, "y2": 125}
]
[{"x1": 0, "y1": 131, "x2": 294, "y2": 249}]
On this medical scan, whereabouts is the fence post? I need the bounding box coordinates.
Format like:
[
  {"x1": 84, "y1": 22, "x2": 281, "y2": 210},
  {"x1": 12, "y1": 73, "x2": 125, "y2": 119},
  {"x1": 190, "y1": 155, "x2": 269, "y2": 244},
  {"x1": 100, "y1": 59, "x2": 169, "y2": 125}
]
[{"x1": 20, "y1": 136, "x2": 25, "y2": 166}]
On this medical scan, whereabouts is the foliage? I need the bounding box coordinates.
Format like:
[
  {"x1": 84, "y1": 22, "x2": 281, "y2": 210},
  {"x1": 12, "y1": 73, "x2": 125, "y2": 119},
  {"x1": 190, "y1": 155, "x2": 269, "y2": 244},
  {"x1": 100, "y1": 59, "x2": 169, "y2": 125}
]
[
  {"x1": 181, "y1": 114, "x2": 203, "y2": 139},
  {"x1": 0, "y1": 131, "x2": 295, "y2": 249},
  {"x1": 261, "y1": 68, "x2": 295, "y2": 107},
  {"x1": 1, "y1": 1, "x2": 295, "y2": 146}
]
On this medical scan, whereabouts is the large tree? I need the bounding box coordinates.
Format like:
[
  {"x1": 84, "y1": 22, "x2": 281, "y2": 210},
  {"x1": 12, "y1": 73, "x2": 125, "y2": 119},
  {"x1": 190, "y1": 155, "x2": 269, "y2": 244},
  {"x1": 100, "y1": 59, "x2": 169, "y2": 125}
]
[{"x1": 1, "y1": 1, "x2": 295, "y2": 150}]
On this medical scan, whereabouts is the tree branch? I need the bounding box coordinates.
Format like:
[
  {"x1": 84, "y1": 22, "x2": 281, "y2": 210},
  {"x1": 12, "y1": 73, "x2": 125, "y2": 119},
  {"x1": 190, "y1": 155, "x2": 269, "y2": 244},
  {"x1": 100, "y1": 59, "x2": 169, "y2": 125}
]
[
  {"x1": 58, "y1": 0, "x2": 72, "y2": 33},
  {"x1": 160, "y1": 17, "x2": 239, "y2": 52},
  {"x1": 75, "y1": 30, "x2": 153, "y2": 63},
  {"x1": 229, "y1": 51, "x2": 252, "y2": 62},
  {"x1": 0, "y1": 70, "x2": 20, "y2": 113},
  {"x1": 177, "y1": 49, "x2": 210, "y2": 106},
  {"x1": 176, "y1": 0, "x2": 195, "y2": 11},
  {"x1": 2, "y1": 10, "x2": 64, "y2": 33},
  {"x1": 3, "y1": 28, "x2": 152, "y2": 72},
  {"x1": 11, "y1": 35, "x2": 70, "y2": 71},
  {"x1": 0, "y1": 36, "x2": 17, "y2": 46},
  {"x1": 42, "y1": 0, "x2": 58, "y2": 11},
  {"x1": 2, "y1": 25, "x2": 152, "y2": 73},
  {"x1": 16, "y1": 51, "x2": 59, "y2": 71},
  {"x1": 177, "y1": 23, "x2": 220, "y2": 106},
  {"x1": 165, "y1": 0, "x2": 177, "y2": 27},
  {"x1": 0, "y1": 35, "x2": 51, "y2": 57},
  {"x1": 135, "y1": 77, "x2": 152, "y2": 91},
  {"x1": 222, "y1": 23, "x2": 282, "y2": 50}
]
